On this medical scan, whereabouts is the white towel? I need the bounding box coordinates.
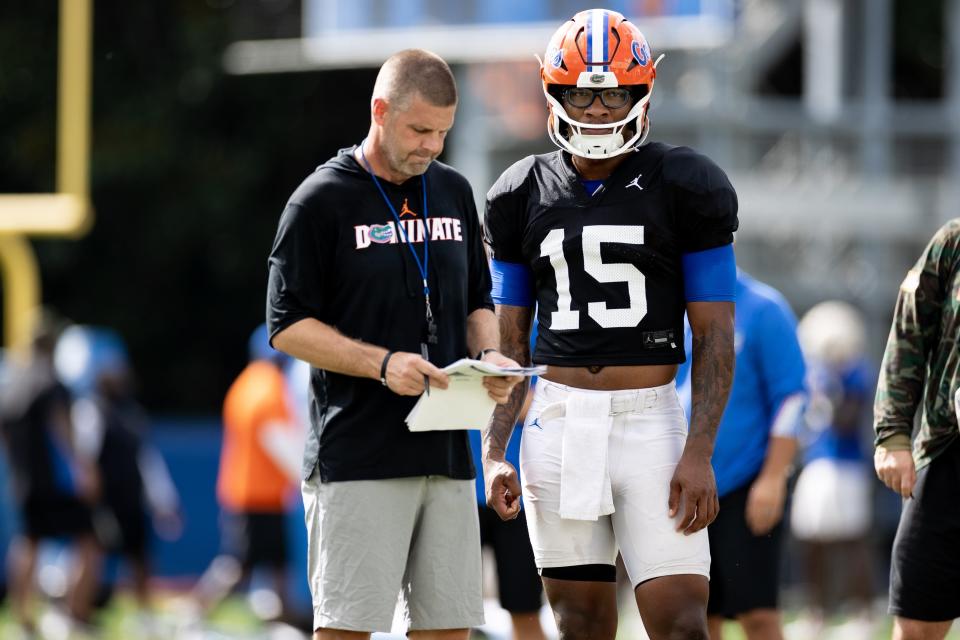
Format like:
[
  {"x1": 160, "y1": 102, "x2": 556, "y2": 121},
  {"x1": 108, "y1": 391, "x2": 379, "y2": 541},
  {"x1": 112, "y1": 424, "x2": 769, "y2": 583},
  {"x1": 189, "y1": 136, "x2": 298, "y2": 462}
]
[{"x1": 558, "y1": 392, "x2": 615, "y2": 521}]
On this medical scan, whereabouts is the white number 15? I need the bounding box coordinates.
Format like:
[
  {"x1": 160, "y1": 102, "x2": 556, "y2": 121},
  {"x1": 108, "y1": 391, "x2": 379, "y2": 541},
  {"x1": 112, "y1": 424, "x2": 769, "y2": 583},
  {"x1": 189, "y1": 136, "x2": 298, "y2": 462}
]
[{"x1": 540, "y1": 225, "x2": 647, "y2": 330}]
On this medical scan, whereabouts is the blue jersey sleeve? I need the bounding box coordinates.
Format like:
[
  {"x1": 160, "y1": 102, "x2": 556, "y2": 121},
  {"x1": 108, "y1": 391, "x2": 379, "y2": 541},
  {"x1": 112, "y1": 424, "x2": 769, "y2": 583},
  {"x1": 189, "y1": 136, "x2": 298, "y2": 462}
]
[
  {"x1": 756, "y1": 297, "x2": 807, "y2": 436},
  {"x1": 490, "y1": 259, "x2": 535, "y2": 307},
  {"x1": 682, "y1": 243, "x2": 736, "y2": 302}
]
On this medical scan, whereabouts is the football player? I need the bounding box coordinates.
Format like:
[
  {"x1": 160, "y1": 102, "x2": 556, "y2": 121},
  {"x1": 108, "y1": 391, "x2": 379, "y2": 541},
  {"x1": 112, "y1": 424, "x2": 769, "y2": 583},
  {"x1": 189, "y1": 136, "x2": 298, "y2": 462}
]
[{"x1": 481, "y1": 9, "x2": 738, "y2": 640}]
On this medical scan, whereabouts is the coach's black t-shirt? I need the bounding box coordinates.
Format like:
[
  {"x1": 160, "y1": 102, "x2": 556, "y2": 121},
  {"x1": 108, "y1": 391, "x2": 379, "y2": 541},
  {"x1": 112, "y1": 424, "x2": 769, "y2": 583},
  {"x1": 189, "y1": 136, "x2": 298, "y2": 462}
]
[
  {"x1": 267, "y1": 147, "x2": 493, "y2": 482},
  {"x1": 485, "y1": 143, "x2": 738, "y2": 367}
]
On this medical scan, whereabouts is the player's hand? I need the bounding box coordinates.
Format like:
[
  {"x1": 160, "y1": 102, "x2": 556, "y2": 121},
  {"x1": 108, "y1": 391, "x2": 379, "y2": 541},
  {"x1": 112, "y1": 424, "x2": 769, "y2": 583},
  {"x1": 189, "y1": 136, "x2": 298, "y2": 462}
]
[
  {"x1": 875, "y1": 446, "x2": 916, "y2": 498},
  {"x1": 745, "y1": 473, "x2": 787, "y2": 535},
  {"x1": 483, "y1": 457, "x2": 522, "y2": 521},
  {"x1": 384, "y1": 352, "x2": 449, "y2": 396},
  {"x1": 668, "y1": 448, "x2": 719, "y2": 535},
  {"x1": 480, "y1": 351, "x2": 524, "y2": 404}
]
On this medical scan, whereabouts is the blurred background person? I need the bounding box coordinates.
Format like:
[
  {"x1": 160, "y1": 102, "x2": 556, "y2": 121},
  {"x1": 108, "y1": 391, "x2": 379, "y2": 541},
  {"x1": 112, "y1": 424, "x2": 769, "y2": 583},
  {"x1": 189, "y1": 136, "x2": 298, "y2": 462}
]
[
  {"x1": 0, "y1": 313, "x2": 102, "y2": 636},
  {"x1": 469, "y1": 327, "x2": 547, "y2": 640},
  {"x1": 678, "y1": 270, "x2": 806, "y2": 640},
  {"x1": 0, "y1": 441, "x2": 14, "y2": 610},
  {"x1": 192, "y1": 323, "x2": 302, "y2": 623},
  {"x1": 279, "y1": 355, "x2": 318, "y2": 629},
  {"x1": 53, "y1": 324, "x2": 183, "y2": 634},
  {"x1": 789, "y1": 301, "x2": 876, "y2": 639},
  {"x1": 0, "y1": 349, "x2": 17, "y2": 613}
]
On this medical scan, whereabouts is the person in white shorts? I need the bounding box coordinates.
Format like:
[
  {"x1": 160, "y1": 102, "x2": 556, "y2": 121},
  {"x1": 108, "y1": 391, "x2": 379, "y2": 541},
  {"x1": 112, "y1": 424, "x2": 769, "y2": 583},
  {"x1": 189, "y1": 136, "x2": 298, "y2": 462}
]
[
  {"x1": 267, "y1": 49, "x2": 522, "y2": 639},
  {"x1": 791, "y1": 301, "x2": 875, "y2": 632},
  {"x1": 481, "y1": 9, "x2": 738, "y2": 640}
]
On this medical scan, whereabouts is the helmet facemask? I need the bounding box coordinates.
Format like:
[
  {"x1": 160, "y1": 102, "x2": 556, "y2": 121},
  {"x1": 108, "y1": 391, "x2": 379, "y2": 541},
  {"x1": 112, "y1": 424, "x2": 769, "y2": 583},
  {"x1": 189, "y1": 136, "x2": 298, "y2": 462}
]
[{"x1": 543, "y1": 72, "x2": 658, "y2": 159}]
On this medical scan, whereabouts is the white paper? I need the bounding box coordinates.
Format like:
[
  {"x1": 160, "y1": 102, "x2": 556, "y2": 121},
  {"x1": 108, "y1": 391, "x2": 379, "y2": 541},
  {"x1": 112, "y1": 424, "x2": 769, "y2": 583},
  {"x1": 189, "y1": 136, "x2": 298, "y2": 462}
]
[{"x1": 405, "y1": 359, "x2": 546, "y2": 432}]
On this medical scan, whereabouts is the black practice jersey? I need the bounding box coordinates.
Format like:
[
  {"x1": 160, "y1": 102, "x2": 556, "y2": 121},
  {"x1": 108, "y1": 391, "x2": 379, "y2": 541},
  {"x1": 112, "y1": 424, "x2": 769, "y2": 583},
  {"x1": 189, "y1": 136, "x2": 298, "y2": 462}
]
[
  {"x1": 267, "y1": 147, "x2": 493, "y2": 483},
  {"x1": 485, "y1": 143, "x2": 738, "y2": 366}
]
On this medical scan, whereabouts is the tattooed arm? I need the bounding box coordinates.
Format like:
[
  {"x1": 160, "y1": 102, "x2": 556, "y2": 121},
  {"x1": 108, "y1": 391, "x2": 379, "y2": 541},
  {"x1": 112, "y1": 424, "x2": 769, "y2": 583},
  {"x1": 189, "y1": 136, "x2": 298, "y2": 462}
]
[
  {"x1": 482, "y1": 304, "x2": 533, "y2": 520},
  {"x1": 467, "y1": 308, "x2": 523, "y2": 403},
  {"x1": 670, "y1": 300, "x2": 735, "y2": 534}
]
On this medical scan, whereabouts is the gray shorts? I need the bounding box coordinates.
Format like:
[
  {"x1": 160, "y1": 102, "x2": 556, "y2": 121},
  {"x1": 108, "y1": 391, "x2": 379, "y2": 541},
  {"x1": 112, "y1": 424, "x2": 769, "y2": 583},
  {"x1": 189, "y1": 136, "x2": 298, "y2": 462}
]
[{"x1": 302, "y1": 474, "x2": 484, "y2": 633}]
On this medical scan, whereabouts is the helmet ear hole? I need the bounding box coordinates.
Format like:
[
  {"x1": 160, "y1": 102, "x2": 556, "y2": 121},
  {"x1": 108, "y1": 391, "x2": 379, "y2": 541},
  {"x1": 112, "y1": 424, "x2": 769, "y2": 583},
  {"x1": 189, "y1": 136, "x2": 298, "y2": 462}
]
[
  {"x1": 548, "y1": 107, "x2": 570, "y2": 137},
  {"x1": 547, "y1": 85, "x2": 565, "y2": 103},
  {"x1": 630, "y1": 85, "x2": 649, "y2": 102}
]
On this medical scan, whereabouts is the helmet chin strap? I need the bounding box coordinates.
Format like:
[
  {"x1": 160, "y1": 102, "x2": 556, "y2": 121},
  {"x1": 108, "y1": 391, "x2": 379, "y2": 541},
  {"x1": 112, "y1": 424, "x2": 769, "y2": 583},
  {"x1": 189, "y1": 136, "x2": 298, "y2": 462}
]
[{"x1": 568, "y1": 131, "x2": 625, "y2": 157}]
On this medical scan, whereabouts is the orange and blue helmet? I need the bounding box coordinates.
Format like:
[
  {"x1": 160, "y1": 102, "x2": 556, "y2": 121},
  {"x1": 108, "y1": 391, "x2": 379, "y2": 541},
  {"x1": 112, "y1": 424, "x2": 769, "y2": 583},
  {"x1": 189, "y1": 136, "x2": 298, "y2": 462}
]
[{"x1": 541, "y1": 8, "x2": 662, "y2": 159}]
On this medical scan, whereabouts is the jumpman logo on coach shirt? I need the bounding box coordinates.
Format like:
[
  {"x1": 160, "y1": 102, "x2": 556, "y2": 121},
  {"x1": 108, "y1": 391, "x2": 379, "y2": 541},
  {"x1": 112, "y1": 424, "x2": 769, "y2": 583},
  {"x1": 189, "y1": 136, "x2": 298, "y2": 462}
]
[{"x1": 400, "y1": 198, "x2": 417, "y2": 218}]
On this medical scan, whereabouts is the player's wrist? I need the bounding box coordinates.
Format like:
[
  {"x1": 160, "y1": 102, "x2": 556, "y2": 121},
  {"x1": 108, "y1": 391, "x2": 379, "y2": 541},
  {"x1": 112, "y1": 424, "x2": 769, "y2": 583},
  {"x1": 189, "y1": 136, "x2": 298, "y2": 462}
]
[
  {"x1": 756, "y1": 468, "x2": 790, "y2": 485},
  {"x1": 876, "y1": 433, "x2": 912, "y2": 452},
  {"x1": 379, "y1": 350, "x2": 395, "y2": 386},
  {"x1": 682, "y1": 434, "x2": 714, "y2": 459},
  {"x1": 476, "y1": 347, "x2": 499, "y2": 361},
  {"x1": 482, "y1": 448, "x2": 507, "y2": 464}
]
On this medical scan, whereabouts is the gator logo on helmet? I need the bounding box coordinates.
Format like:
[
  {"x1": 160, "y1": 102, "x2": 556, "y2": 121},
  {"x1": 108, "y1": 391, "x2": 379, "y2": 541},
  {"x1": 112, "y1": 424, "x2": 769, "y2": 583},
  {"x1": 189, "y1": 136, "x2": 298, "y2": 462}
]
[
  {"x1": 631, "y1": 40, "x2": 649, "y2": 66},
  {"x1": 589, "y1": 73, "x2": 605, "y2": 84},
  {"x1": 547, "y1": 46, "x2": 563, "y2": 69}
]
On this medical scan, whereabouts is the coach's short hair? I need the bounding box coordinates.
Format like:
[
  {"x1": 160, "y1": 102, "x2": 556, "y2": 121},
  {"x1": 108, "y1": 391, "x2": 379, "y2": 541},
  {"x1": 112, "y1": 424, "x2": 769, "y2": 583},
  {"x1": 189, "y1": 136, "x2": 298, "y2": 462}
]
[{"x1": 372, "y1": 49, "x2": 457, "y2": 110}]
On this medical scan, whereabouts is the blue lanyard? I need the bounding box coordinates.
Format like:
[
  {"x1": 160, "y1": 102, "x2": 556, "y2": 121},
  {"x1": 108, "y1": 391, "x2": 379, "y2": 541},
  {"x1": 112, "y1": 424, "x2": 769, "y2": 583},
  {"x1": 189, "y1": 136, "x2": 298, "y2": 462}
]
[{"x1": 359, "y1": 141, "x2": 436, "y2": 342}]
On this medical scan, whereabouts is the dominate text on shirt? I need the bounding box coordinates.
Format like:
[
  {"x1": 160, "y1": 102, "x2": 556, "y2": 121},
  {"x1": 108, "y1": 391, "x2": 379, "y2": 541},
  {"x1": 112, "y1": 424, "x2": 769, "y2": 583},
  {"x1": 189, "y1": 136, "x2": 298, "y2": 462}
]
[{"x1": 354, "y1": 217, "x2": 463, "y2": 249}]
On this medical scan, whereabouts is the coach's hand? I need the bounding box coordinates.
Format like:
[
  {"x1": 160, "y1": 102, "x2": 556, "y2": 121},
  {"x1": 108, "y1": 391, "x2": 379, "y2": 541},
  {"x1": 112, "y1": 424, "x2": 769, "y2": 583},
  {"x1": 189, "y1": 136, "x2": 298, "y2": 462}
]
[
  {"x1": 484, "y1": 457, "x2": 522, "y2": 521},
  {"x1": 385, "y1": 352, "x2": 449, "y2": 396},
  {"x1": 479, "y1": 351, "x2": 524, "y2": 404},
  {"x1": 875, "y1": 446, "x2": 916, "y2": 498},
  {"x1": 745, "y1": 472, "x2": 787, "y2": 535},
  {"x1": 669, "y1": 448, "x2": 719, "y2": 535}
]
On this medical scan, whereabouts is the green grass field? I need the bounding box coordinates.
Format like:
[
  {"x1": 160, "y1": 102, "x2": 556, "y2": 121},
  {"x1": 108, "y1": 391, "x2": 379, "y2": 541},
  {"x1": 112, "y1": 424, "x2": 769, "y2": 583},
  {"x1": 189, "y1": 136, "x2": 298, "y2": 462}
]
[
  {"x1": 614, "y1": 610, "x2": 960, "y2": 640},
  {"x1": 3, "y1": 593, "x2": 959, "y2": 639},
  {"x1": 0, "y1": 594, "x2": 292, "y2": 639}
]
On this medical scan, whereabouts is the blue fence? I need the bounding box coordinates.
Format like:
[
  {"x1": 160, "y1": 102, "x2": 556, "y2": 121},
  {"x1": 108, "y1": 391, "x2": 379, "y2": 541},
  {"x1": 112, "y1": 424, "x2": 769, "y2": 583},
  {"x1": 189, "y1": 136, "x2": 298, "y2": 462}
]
[
  {"x1": 305, "y1": 0, "x2": 733, "y2": 32},
  {"x1": 0, "y1": 417, "x2": 311, "y2": 612}
]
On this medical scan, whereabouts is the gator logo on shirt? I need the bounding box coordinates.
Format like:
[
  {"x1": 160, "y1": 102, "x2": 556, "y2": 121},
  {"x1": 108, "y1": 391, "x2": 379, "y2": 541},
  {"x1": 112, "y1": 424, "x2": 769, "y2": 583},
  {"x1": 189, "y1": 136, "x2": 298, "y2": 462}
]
[
  {"x1": 369, "y1": 224, "x2": 394, "y2": 244},
  {"x1": 354, "y1": 218, "x2": 464, "y2": 250}
]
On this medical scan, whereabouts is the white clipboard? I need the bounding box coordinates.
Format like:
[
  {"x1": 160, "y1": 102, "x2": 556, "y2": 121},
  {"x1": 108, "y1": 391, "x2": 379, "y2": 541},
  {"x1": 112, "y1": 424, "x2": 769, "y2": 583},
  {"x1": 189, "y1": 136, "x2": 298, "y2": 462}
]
[{"x1": 405, "y1": 358, "x2": 545, "y2": 432}]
